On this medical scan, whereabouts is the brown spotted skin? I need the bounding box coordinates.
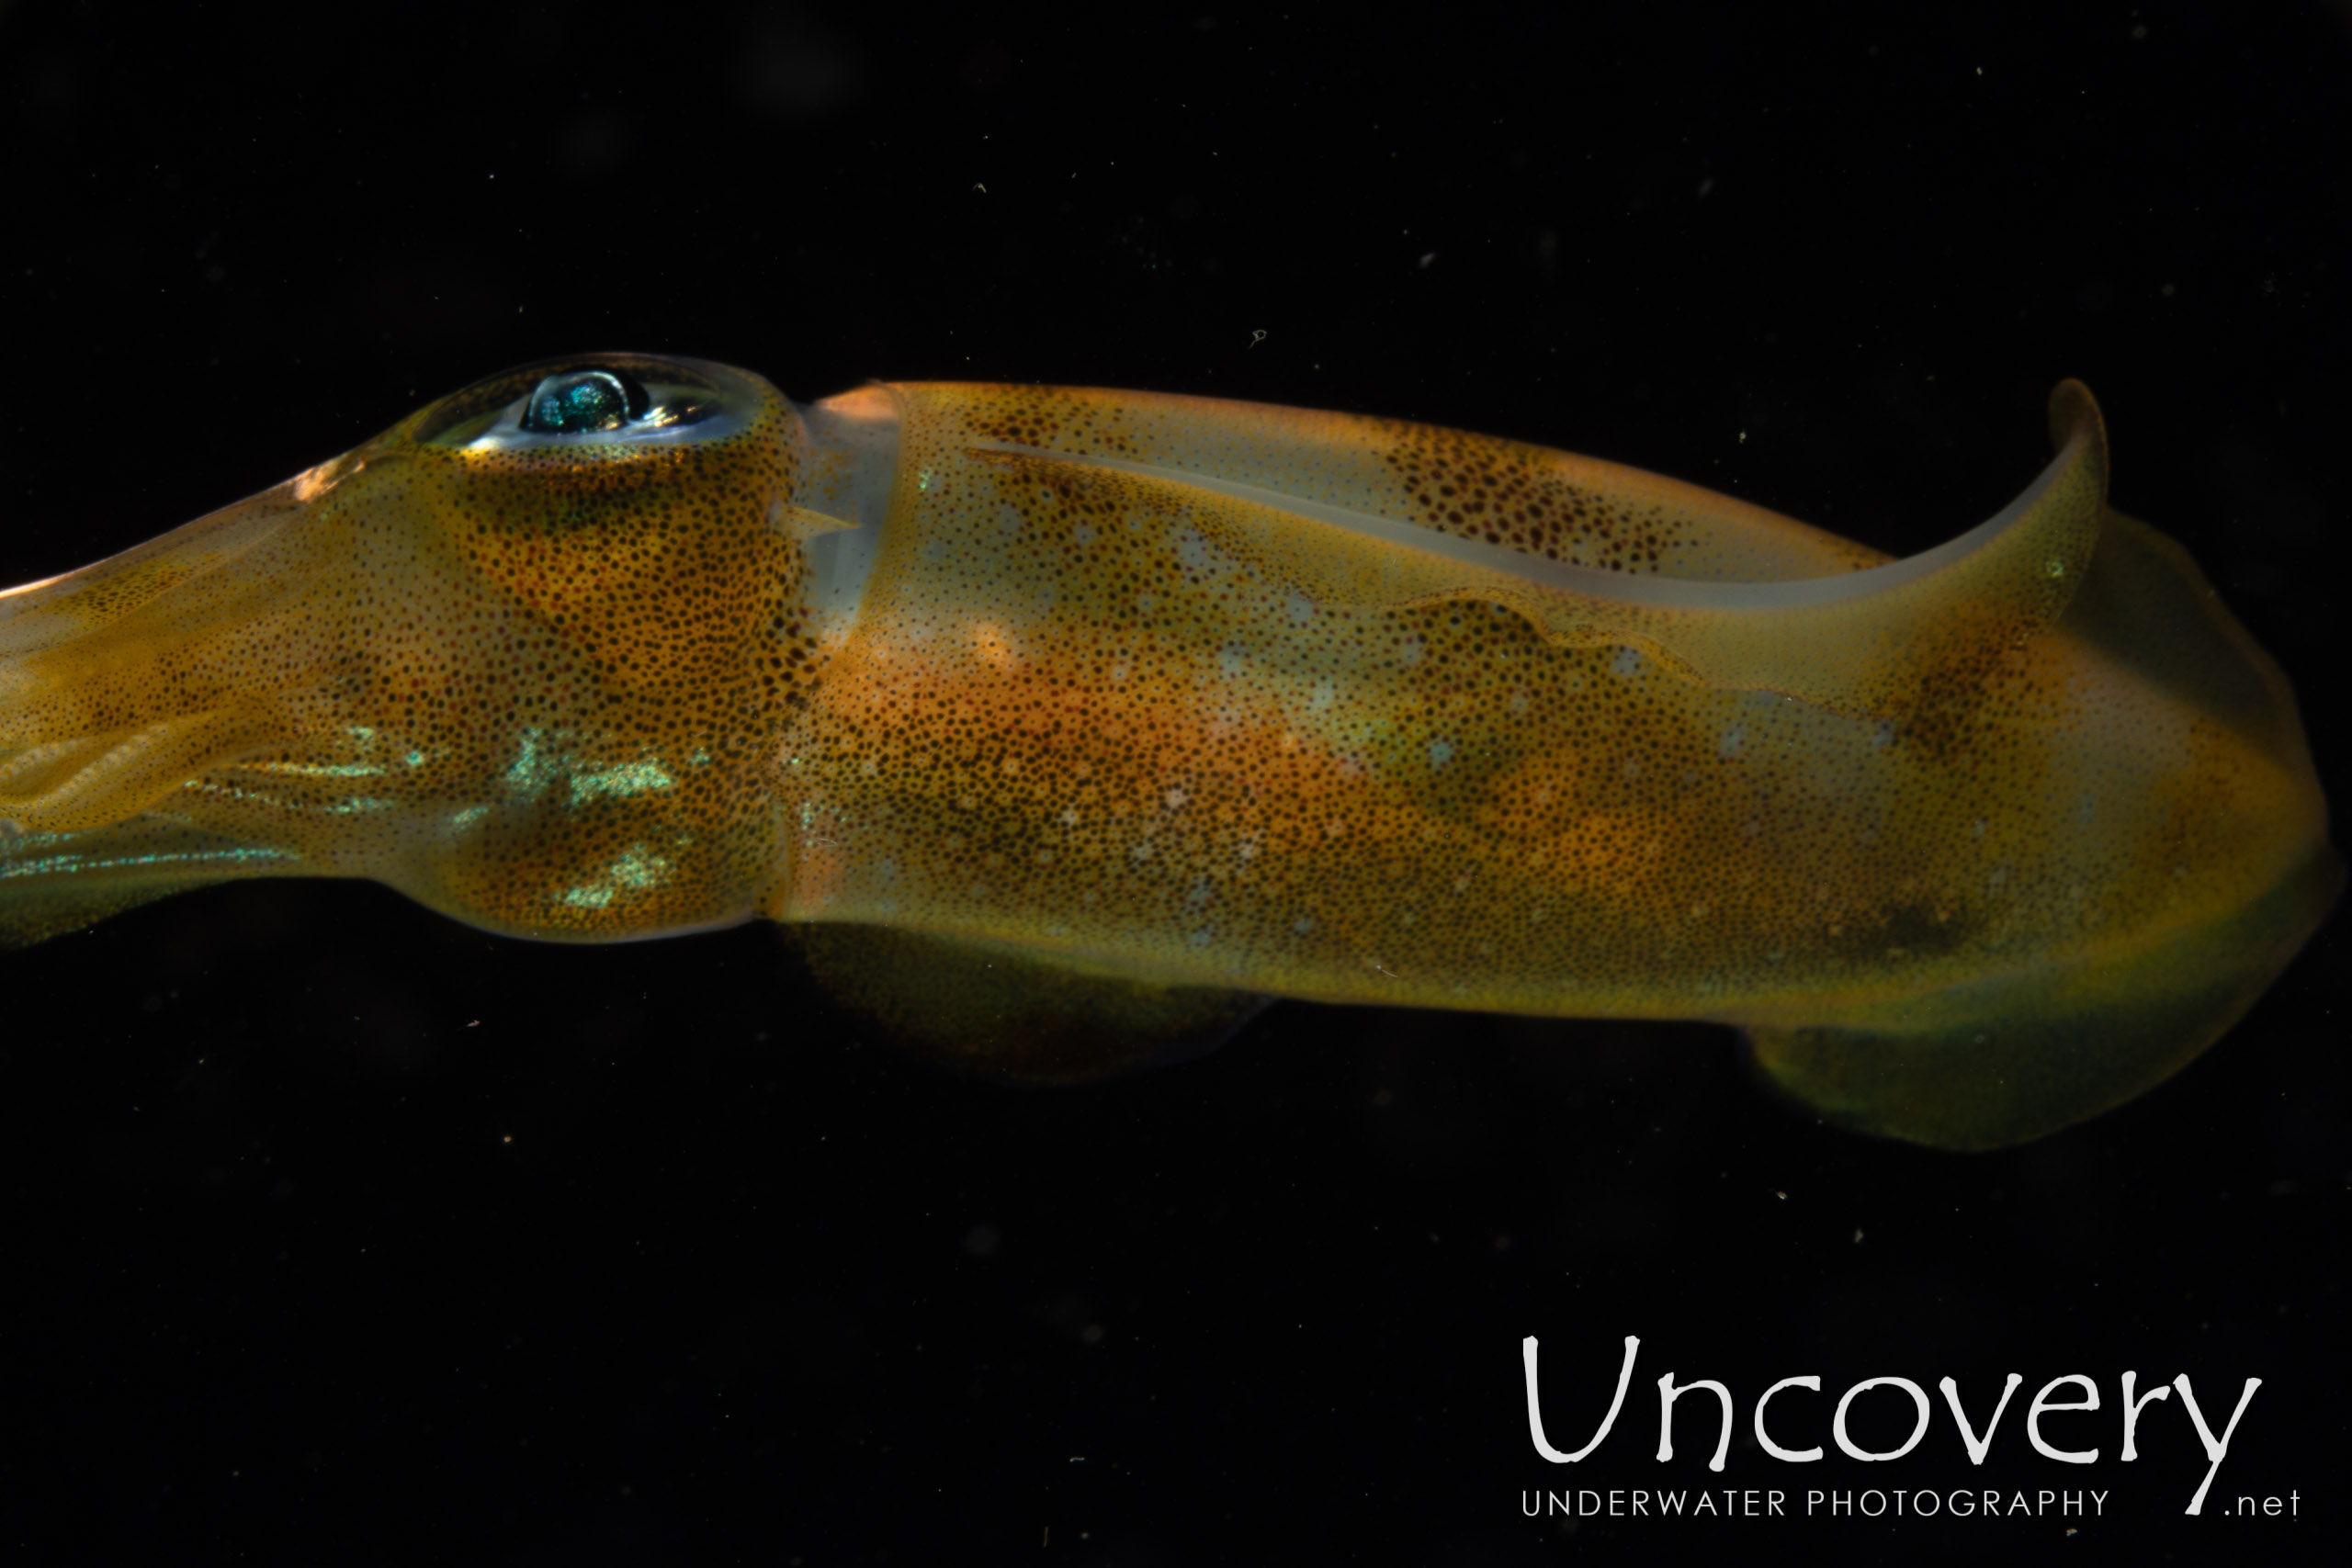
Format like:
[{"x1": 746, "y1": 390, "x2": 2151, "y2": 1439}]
[
  {"x1": 0, "y1": 363, "x2": 2335, "y2": 1145},
  {"x1": 0, "y1": 355, "x2": 816, "y2": 942},
  {"x1": 784, "y1": 383, "x2": 2331, "y2": 1065},
  {"x1": 937, "y1": 382, "x2": 1887, "y2": 581}
]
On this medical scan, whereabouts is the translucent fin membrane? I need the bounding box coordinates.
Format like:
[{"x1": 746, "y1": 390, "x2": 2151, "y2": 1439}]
[
  {"x1": 796, "y1": 923, "x2": 1266, "y2": 1083},
  {"x1": 967, "y1": 382, "x2": 2108, "y2": 720}
]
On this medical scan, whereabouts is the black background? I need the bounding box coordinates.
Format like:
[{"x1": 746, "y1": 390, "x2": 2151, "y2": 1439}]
[{"x1": 1, "y1": 2, "x2": 2345, "y2": 1562}]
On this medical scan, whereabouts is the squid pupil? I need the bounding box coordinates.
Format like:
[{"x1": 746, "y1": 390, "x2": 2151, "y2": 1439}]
[{"x1": 521, "y1": 368, "x2": 650, "y2": 434}]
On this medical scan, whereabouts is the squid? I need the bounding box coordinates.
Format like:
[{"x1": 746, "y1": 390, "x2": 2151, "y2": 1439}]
[{"x1": 0, "y1": 355, "x2": 2335, "y2": 1148}]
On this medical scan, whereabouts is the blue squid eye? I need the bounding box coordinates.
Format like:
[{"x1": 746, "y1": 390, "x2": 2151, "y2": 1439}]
[{"x1": 520, "y1": 367, "x2": 652, "y2": 434}]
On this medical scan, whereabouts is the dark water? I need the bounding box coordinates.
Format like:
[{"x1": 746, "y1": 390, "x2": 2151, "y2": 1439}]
[{"x1": 1, "y1": 3, "x2": 2344, "y2": 1562}]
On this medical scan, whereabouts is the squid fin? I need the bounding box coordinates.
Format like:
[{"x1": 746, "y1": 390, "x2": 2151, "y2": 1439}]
[
  {"x1": 793, "y1": 924, "x2": 1269, "y2": 1084},
  {"x1": 967, "y1": 382, "x2": 2108, "y2": 721},
  {"x1": 1744, "y1": 845, "x2": 2342, "y2": 1150}
]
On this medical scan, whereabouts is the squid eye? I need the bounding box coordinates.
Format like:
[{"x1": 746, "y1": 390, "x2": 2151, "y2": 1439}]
[
  {"x1": 520, "y1": 367, "x2": 652, "y2": 434},
  {"x1": 422, "y1": 355, "x2": 751, "y2": 451}
]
